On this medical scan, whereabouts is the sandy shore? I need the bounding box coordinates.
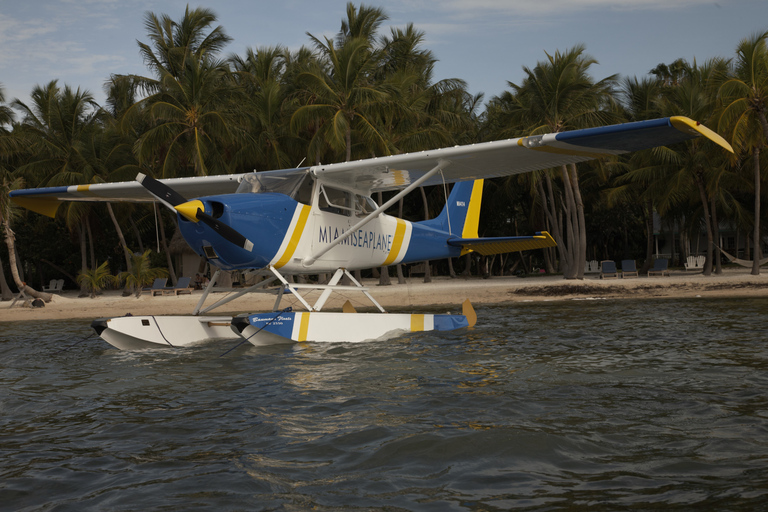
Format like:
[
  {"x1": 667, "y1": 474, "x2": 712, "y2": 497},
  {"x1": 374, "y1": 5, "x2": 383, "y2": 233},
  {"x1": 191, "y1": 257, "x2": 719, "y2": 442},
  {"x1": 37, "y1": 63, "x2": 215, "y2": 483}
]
[{"x1": 3, "y1": 267, "x2": 768, "y2": 323}]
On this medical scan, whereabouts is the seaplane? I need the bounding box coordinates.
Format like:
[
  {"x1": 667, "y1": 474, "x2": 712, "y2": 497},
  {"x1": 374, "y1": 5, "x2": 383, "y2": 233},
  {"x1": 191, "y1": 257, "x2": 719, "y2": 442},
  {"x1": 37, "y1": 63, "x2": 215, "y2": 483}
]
[{"x1": 10, "y1": 117, "x2": 732, "y2": 349}]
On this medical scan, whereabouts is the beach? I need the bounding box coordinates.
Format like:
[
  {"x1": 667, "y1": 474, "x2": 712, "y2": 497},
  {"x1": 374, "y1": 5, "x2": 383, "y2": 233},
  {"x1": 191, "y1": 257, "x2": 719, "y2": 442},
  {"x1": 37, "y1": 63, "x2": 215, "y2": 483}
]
[{"x1": 3, "y1": 267, "x2": 768, "y2": 323}]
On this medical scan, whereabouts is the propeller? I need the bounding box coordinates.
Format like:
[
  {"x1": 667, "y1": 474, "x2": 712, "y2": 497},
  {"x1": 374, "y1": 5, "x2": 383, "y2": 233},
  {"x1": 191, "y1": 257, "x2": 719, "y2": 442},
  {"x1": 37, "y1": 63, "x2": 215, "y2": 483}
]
[{"x1": 137, "y1": 173, "x2": 254, "y2": 252}]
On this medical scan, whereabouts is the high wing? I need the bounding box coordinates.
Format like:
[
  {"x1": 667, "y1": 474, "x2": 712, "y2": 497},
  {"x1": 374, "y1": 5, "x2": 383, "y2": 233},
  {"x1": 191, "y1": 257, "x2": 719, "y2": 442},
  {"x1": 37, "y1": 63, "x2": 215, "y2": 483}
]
[
  {"x1": 10, "y1": 116, "x2": 732, "y2": 217},
  {"x1": 10, "y1": 173, "x2": 248, "y2": 218},
  {"x1": 312, "y1": 117, "x2": 732, "y2": 194}
]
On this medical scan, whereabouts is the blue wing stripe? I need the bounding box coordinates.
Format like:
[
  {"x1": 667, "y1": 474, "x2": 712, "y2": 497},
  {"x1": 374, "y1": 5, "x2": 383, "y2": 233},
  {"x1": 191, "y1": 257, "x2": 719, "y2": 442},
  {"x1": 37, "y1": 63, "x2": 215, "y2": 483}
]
[{"x1": 554, "y1": 118, "x2": 692, "y2": 152}]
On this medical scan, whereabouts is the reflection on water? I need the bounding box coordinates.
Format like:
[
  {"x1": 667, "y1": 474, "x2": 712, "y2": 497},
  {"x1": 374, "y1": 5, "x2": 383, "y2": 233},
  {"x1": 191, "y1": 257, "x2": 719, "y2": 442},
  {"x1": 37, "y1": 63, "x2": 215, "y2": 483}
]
[{"x1": 1, "y1": 297, "x2": 767, "y2": 510}]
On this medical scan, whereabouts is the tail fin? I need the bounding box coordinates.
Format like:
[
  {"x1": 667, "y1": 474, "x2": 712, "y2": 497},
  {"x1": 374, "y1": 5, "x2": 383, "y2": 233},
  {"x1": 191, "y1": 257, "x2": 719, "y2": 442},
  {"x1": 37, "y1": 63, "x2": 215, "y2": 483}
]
[{"x1": 429, "y1": 179, "x2": 484, "y2": 238}]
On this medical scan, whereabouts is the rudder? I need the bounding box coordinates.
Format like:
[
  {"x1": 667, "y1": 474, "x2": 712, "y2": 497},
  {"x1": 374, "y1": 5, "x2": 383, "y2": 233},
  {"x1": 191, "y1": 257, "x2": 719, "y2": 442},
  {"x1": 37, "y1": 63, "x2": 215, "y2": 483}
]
[{"x1": 431, "y1": 179, "x2": 484, "y2": 237}]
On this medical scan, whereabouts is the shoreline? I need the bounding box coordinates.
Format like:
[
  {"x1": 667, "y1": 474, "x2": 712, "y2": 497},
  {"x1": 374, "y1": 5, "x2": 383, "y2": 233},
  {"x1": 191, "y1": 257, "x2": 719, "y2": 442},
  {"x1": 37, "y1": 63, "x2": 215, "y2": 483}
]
[{"x1": 2, "y1": 267, "x2": 768, "y2": 323}]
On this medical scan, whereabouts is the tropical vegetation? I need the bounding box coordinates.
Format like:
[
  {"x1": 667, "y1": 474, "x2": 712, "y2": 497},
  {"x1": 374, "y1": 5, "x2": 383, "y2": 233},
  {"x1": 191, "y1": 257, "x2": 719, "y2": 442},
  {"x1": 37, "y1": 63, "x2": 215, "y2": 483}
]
[{"x1": 1, "y1": 4, "x2": 766, "y2": 297}]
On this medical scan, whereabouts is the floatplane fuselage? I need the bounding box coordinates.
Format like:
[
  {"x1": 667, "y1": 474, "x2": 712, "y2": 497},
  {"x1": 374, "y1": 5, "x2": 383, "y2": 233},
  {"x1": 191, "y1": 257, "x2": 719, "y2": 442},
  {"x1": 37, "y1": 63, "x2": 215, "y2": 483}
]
[{"x1": 176, "y1": 169, "x2": 486, "y2": 274}]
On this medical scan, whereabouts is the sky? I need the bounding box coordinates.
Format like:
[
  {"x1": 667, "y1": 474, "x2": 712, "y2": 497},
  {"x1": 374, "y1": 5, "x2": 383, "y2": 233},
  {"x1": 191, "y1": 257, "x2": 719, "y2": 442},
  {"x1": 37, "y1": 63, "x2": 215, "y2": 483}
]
[{"x1": 1, "y1": 0, "x2": 767, "y2": 111}]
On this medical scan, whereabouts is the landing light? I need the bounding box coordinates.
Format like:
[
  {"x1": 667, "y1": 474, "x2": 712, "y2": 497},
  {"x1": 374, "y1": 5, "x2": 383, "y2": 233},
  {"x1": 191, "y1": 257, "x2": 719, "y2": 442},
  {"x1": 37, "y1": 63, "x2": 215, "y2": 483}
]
[{"x1": 203, "y1": 246, "x2": 219, "y2": 259}]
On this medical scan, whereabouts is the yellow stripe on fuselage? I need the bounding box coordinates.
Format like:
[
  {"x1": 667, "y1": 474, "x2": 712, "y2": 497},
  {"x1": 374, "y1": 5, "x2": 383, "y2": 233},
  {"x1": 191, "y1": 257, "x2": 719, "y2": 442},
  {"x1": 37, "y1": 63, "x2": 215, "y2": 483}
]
[
  {"x1": 298, "y1": 312, "x2": 310, "y2": 342},
  {"x1": 274, "y1": 204, "x2": 311, "y2": 269},
  {"x1": 382, "y1": 218, "x2": 407, "y2": 266},
  {"x1": 462, "y1": 179, "x2": 484, "y2": 239}
]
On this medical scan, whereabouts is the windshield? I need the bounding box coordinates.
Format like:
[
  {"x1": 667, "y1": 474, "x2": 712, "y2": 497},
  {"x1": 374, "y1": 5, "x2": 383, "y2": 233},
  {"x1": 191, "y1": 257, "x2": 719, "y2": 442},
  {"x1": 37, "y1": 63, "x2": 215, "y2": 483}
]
[{"x1": 236, "y1": 169, "x2": 313, "y2": 204}]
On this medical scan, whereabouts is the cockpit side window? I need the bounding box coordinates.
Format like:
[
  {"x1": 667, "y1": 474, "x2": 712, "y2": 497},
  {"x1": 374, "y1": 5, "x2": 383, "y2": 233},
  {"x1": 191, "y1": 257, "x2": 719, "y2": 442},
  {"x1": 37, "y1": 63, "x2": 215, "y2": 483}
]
[
  {"x1": 318, "y1": 185, "x2": 352, "y2": 216},
  {"x1": 354, "y1": 194, "x2": 378, "y2": 216}
]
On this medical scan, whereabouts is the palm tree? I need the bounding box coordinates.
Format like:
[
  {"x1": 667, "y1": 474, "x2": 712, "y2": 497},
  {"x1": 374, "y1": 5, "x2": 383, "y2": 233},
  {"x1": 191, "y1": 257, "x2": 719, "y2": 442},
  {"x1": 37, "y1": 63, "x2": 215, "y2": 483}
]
[
  {"x1": 658, "y1": 59, "x2": 730, "y2": 276},
  {"x1": 122, "y1": 6, "x2": 241, "y2": 178},
  {"x1": 500, "y1": 45, "x2": 618, "y2": 279},
  {"x1": 606, "y1": 76, "x2": 665, "y2": 273},
  {"x1": 229, "y1": 46, "x2": 301, "y2": 171},
  {"x1": 0, "y1": 84, "x2": 18, "y2": 300},
  {"x1": 291, "y1": 34, "x2": 390, "y2": 163},
  {"x1": 77, "y1": 261, "x2": 118, "y2": 298},
  {"x1": 718, "y1": 31, "x2": 768, "y2": 275},
  {"x1": 338, "y1": 2, "x2": 389, "y2": 42},
  {"x1": 11, "y1": 81, "x2": 102, "y2": 295},
  {"x1": 132, "y1": 54, "x2": 243, "y2": 178},
  {"x1": 118, "y1": 250, "x2": 169, "y2": 298},
  {"x1": 138, "y1": 6, "x2": 232, "y2": 81}
]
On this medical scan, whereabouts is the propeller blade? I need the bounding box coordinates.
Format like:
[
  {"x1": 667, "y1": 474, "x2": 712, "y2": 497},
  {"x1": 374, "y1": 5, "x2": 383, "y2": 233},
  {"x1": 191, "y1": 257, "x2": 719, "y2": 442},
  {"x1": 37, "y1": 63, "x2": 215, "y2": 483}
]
[
  {"x1": 136, "y1": 173, "x2": 254, "y2": 252},
  {"x1": 136, "y1": 173, "x2": 188, "y2": 208},
  {"x1": 196, "y1": 210, "x2": 255, "y2": 252}
]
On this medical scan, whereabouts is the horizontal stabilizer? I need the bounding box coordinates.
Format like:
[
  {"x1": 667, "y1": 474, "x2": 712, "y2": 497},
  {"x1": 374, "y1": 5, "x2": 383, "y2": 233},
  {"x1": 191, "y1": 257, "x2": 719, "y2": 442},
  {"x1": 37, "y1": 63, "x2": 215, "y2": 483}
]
[{"x1": 448, "y1": 231, "x2": 557, "y2": 256}]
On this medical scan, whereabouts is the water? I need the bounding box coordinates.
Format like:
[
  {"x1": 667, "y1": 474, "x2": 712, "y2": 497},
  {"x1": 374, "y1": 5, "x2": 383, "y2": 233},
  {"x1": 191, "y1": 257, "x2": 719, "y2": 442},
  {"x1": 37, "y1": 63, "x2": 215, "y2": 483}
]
[{"x1": 2, "y1": 297, "x2": 768, "y2": 511}]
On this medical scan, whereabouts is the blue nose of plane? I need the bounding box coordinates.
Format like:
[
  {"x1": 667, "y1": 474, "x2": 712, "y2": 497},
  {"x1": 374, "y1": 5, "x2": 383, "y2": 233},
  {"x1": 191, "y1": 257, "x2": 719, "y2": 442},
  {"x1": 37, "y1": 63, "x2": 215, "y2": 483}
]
[{"x1": 177, "y1": 193, "x2": 299, "y2": 270}]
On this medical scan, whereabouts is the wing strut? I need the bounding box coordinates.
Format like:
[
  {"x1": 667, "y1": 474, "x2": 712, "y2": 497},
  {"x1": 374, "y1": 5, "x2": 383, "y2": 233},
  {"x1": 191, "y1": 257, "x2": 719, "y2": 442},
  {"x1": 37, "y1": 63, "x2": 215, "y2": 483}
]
[{"x1": 302, "y1": 160, "x2": 449, "y2": 267}]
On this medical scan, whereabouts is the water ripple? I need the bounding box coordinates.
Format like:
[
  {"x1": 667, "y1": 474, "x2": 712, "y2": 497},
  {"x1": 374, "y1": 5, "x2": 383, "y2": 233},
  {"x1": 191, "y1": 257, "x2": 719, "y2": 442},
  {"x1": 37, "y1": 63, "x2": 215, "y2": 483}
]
[{"x1": 1, "y1": 298, "x2": 767, "y2": 510}]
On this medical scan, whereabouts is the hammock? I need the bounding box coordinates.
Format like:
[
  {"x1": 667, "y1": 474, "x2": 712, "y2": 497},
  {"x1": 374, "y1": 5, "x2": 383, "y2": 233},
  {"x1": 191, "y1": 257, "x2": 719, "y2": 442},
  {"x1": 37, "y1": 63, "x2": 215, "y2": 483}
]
[{"x1": 716, "y1": 246, "x2": 768, "y2": 268}]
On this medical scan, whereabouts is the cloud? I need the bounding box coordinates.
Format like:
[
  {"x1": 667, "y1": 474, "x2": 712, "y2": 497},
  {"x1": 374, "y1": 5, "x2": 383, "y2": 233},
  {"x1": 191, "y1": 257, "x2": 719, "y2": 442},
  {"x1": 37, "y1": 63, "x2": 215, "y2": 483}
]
[{"x1": 438, "y1": 0, "x2": 714, "y2": 16}]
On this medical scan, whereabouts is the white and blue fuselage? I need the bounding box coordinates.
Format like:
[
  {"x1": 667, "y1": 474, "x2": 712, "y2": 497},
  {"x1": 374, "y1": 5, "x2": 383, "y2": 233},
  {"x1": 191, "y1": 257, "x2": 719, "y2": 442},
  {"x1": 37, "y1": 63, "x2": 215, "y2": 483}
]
[{"x1": 177, "y1": 173, "x2": 484, "y2": 274}]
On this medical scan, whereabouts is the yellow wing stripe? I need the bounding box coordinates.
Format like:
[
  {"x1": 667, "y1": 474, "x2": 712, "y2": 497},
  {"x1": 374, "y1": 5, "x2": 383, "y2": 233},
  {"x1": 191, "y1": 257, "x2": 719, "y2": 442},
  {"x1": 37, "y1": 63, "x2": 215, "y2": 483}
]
[
  {"x1": 274, "y1": 205, "x2": 311, "y2": 269},
  {"x1": 460, "y1": 231, "x2": 557, "y2": 256},
  {"x1": 297, "y1": 312, "x2": 310, "y2": 342},
  {"x1": 382, "y1": 218, "x2": 407, "y2": 266},
  {"x1": 10, "y1": 197, "x2": 62, "y2": 218}
]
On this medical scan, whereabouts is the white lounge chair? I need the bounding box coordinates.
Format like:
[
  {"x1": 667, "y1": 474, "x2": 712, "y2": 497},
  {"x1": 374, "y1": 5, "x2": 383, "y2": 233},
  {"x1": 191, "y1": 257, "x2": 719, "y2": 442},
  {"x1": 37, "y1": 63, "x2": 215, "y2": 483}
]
[
  {"x1": 685, "y1": 255, "x2": 704, "y2": 271},
  {"x1": 43, "y1": 279, "x2": 64, "y2": 293}
]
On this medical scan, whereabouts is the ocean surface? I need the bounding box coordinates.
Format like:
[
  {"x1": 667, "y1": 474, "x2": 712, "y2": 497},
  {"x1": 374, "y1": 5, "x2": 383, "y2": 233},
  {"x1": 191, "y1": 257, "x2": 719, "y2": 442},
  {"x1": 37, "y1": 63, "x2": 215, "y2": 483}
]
[{"x1": 1, "y1": 297, "x2": 767, "y2": 511}]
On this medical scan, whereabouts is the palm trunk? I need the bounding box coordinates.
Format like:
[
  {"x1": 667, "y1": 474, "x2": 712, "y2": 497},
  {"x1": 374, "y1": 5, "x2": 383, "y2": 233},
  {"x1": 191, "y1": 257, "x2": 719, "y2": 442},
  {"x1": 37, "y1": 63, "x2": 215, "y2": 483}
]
[
  {"x1": 568, "y1": 164, "x2": 587, "y2": 279},
  {"x1": 78, "y1": 221, "x2": 89, "y2": 297},
  {"x1": 157, "y1": 204, "x2": 178, "y2": 285},
  {"x1": 462, "y1": 253, "x2": 472, "y2": 276},
  {"x1": 129, "y1": 214, "x2": 145, "y2": 253},
  {"x1": 420, "y1": 187, "x2": 431, "y2": 283},
  {"x1": 3, "y1": 217, "x2": 52, "y2": 301},
  {"x1": 537, "y1": 174, "x2": 569, "y2": 276},
  {"x1": 559, "y1": 165, "x2": 579, "y2": 279},
  {"x1": 695, "y1": 173, "x2": 714, "y2": 276},
  {"x1": 447, "y1": 258, "x2": 456, "y2": 278},
  {"x1": 0, "y1": 253, "x2": 13, "y2": 300},
  {"x1": 345, "y1": 126, "x2": 352, "y2": 163},
  {"x1": 711, "y1": 195, "x2": 722, "y2": 274},
  {"x1": 86, "y1": 216, "x2": 96, "y2": 270},
  {"x1": 107, "y1": 203, "x2": 133, "y2": 273},
  {"x1": 643, "y1": 199, "x2": 654, "y2": 273},
  {"x1": 752, "y1": 147, "x2": 761, "y2": 276}
]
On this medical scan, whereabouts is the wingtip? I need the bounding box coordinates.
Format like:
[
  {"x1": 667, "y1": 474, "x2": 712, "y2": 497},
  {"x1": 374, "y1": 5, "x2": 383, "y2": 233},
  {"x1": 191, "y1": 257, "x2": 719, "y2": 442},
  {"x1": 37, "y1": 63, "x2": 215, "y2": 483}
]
[{"x1": 670, "y1": 116, "x2": 734, "y2": 154}]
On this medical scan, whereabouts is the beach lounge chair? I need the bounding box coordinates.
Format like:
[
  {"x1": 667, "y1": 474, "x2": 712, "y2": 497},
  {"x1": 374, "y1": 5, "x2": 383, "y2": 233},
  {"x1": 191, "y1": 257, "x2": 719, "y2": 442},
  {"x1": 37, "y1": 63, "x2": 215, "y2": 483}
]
[
  {"x1": 162, "y1": 276, "x2": 193, "y2": 296},
  {"x1": 43, "y1": 278, "x2": 64, "y2": 293},
  {"x1": 600, "y1": 260, "x2": 618, "y2": 279},
  {"x1": 685, "y1": 255, "x2": 705, "y2": 271},
  {"x1": 585, "y1": 260, "x2": 600, "y2": 274},
  {"x1": 147, "y1": 278, "x2": 168, "y2": 296},
  {"x1": 648, "y1": 258, "x2": 670, "y2": 277},
  {"x1": 621, "y1": 260, "x2": 638, "y2": 278}
]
